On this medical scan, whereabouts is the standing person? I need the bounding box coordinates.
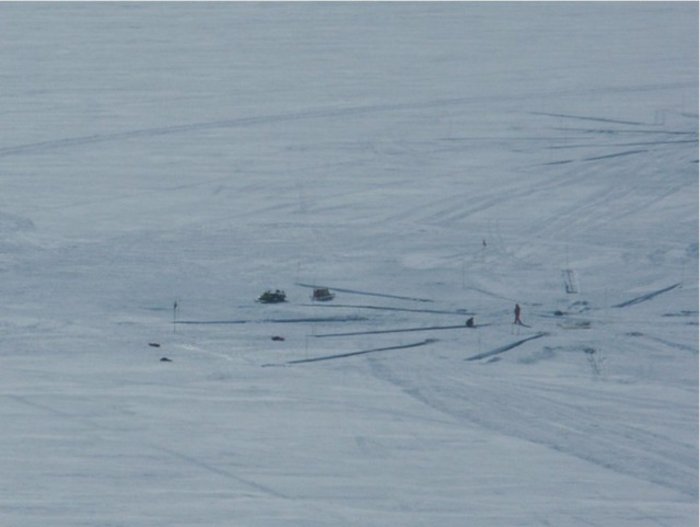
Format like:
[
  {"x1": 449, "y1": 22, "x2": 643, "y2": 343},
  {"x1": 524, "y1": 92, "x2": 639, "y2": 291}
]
[{"x1": 514, "y1": 303, "x2": 522, "y2": 325}]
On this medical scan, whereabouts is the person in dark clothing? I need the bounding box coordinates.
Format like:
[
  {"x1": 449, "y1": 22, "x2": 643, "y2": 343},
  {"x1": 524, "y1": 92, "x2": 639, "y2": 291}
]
[
  {"x1": 466, "y1": 317, "x2": 475, "y2": 328},
  {"x1": 514, "y1": 304, "x2": 523, "y2": 325}
]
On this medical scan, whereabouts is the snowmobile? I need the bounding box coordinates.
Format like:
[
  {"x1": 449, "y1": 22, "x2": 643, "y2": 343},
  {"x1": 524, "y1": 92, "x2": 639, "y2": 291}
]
[
  {"x1": 257, "y1": 289, "x2": 287, "y2": 304},
  {"x1": 311, "y1": 287, "x2": 335, "y2": 301}
]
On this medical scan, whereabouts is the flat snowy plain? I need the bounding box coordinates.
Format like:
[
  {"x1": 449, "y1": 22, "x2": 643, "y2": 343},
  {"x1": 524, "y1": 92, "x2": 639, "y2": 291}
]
[{"x1": 0, "y1": 3, "x2": 698, "y2": 526}]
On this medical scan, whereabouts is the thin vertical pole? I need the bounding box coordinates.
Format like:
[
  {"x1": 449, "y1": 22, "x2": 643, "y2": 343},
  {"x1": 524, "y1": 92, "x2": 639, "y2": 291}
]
[{"x1": 173, "y1": 300, "x2": 178, "y2": 333}]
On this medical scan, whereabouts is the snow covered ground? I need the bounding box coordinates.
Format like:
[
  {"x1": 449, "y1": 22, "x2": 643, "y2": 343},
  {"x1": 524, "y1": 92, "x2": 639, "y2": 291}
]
[{"x1": 0, "y1": 3, "x2": 697, "y2": 526}]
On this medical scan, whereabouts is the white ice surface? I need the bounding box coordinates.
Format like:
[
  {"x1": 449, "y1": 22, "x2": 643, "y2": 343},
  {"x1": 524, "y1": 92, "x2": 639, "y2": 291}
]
[{"x1": 0, "y1": 3, "x2": 697, "y2": 526}]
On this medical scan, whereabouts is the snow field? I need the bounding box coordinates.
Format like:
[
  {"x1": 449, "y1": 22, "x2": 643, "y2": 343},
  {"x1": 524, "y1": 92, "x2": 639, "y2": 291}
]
[{"x1": 0, "y1": 3, "x2": 697, "y2": 526}]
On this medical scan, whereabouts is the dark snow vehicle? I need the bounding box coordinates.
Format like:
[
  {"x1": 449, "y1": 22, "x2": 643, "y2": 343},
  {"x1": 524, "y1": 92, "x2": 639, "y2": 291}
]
[
  {"x1": 257, "y1": 289, "x2": 287, "y2": 304},
  {"x1": 311, "y1": 288, "x2": 335, "y2": 301}
]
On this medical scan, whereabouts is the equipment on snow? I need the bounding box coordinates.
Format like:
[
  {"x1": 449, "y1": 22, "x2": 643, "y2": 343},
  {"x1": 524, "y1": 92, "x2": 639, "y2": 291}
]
[
  {"x1": 257, "y1": 290, "x2": 287, "y2": 304},
  {"x1": 311, "y1": 288, "x2": 335, "y2": 301}
]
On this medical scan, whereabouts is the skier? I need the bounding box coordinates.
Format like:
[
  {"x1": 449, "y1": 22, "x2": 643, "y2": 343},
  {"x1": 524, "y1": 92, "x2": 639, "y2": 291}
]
[
  {"x1": 466, "y1": 317, "x2": 475, "y2": 328},
  {"x1": 514, "y1": 303, "x2": 523, "y2": 325}
]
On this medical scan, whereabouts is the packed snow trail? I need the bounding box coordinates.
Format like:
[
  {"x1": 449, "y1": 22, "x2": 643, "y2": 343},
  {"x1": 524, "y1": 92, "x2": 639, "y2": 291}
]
[
  {"x1": 304, "y1": 303, "x2": 471, "y2": 315},
  {"x1": 466, "y1": 333, "x2": 548, "y2": 361},
  {"x1": 314, "y1": 324, "x2": 483, "y2": 338},
  {"x1": 175, "y1": 315, "x2": 368, "y2": 325},
  {"x1": 368, "y1": 358, "x2": 698, "y2": 498},
  {"x1": 613, "y1": 283, "x2": 682, "y2": 308},
  {"x1": 283, "y1": 339, "x2": 438, "y2": 365}
]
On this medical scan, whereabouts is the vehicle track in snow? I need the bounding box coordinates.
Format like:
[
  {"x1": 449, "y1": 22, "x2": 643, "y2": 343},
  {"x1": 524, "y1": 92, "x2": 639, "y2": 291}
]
[
  {"x1": 175, "y1": 316, "x2": 369, "y2": 325},
  {"x1": 367, "y1": 358, "x2": 697, "y2": 498},
  {"x1": 302, "y1": 303, "x2": 471, "y2": 316},
  {"x1": 313, "y1": 324, "x2": 485, "y2": 338},
  {"x1": 613, "y1": 283, "x2": 681, "y2": 308},
  {"x1": 0, "y1": 96, "x2": 545, "y2": 158},
  {"x1": 626, "y1": 332, "x2": 698, "y2": 354},
  {"x1": 530, "y1": 111, "x2": 651, "y2": 126},
  {"x1": 1, "y1": 81, "x2": 691, "y2": 158},
  {"x1": 381, "y1": 172, "x2": 576, "y2": 227},
  {"x1": 529, "y1": 182, "x2": 638, "y2": 241},
  {"x1": 282, "y1": 338, "x2": 438, "y2": 365},
  {"x1": 5, "y1": 394, "x2": 295, "y2": 502},
  {"x1": 465, "y1": 332, "x2": 548, "y2": 361}
]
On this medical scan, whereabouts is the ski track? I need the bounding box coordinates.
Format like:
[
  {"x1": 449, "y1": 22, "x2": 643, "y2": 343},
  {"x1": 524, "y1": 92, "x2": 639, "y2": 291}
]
[
  {"x1": 552, "y1": 126, "x2": 697, "y2": 137},
  {"x1": 303, "y1": 303, "x2": 471, "y2": 316},
  {"x1": 1, "y1": 81, "x2": 691, "y2": 158},
  {"x1": 175, "y1": 316, "x2": 369, "y2": 325},
  {"x1": 629, "y1": 333, "x2": 698, "y2": 354},
  {"x1": 0, "y1": 95, "x2": 553, "y2": 158},
  {"x1": 284, "y1": 338, "x2": 438, "y2": 365},
  {"x1": 548, "y1": 139, "x2": 697, "y2": 150},
  {"x1": 530, "y1": 183, "x2": 637, "y2": 240},
  {"x1": 313, "y1": 324, "x2": 482, "y2": 338},
  {"x1": 157, "y1": 446, "x2": 289, "y2": 499},
  {"x1": 383, "y1": 172, "x2": 575, "y2": 227},
  {"x1": 530, "y1": 111, "x2": 651, "y2": 126},
  {"x1": 581, "y1": 149, "x2": 648, "y2": 162},
  {"x1": 465, "y1": 332, "x2": 548, "y2": 361},
  {"x1": 367, "y1": 359, "x2": 698, "y2": 498},
  {"x1": 613, "y1": 283, "x2": 681, "y2": 308},
  {"x1": 4, "y1": 394, "x2": 117, "y2": 432},
  {"x1": 608, "y1": 180, "x2": 690, "y2": 224},
  {"x1": 5, "y1": 394, "x2": 292, "y2": 500}
]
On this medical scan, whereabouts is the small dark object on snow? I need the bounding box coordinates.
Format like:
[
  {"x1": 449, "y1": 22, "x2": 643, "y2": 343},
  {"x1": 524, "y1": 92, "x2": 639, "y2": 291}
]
[
  {"x1": 311, "y1": 287, "x2": 335, "y2": 301},
  {"x1": 271, "y1": 336, "x2": 285, "y2": 341},
  {"x1": 553, "y1": 310, "x2": 565, "y2": 317},
  {"x1": 160, "y1": 357, "x2": 173, "y2": 362},
  {"x1": 148, "y1": 342, "x2": 161, "y2": 348},
  {"x1": 465, "y1": 317, "x2": 475, "y2": 328},
  {"x1": 257, "y1": 289, "x2": 287, "y2": 303}
]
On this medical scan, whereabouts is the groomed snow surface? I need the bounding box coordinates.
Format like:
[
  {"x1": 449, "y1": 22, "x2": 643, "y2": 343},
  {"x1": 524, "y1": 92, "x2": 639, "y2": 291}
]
[{"x1": 0, "y1": 3, "x2": 697, "y2": 526}]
